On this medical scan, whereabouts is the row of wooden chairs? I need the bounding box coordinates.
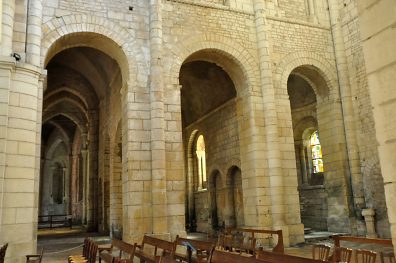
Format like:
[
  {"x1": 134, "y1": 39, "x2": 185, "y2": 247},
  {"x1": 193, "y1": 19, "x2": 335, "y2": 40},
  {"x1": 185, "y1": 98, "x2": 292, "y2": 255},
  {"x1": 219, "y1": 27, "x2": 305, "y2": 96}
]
[
  {"x1": 68, "y1": 238, "x2": 98, "y2": 263},
  {"x1": 313, "y1": 243, "x2": 395, "y2": 263}
]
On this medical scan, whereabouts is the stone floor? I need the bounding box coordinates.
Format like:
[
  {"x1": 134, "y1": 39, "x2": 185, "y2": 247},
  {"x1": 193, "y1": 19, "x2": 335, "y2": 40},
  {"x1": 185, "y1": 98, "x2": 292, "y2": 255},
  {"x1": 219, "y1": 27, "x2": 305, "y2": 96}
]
[{"x1": 37, "y1": 227, "x2": 393, "y2": 262}]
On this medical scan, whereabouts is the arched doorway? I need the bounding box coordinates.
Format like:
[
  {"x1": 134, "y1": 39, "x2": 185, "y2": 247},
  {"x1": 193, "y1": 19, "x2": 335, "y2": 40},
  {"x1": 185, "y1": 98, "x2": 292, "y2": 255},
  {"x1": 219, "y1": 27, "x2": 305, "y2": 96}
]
[
  {"x1": 209, "y1": 170, "x2": 223, "y2": 231},
  {"x1": 180, "y1": 52, "x2": 242, "y2": 234},
  {"x1": 225, "y1": 166, "x2": 244, "y2": 228},
  {"x1": 41, "y1": 33, "x2": 126, "y2": 232}
]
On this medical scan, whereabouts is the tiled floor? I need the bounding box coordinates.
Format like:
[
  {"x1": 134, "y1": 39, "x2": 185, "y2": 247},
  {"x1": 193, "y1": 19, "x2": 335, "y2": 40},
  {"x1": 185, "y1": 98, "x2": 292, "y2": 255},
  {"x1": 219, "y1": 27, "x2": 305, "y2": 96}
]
[{"x1": 37, "y1": 228, "x2": 393, "y2": 262}]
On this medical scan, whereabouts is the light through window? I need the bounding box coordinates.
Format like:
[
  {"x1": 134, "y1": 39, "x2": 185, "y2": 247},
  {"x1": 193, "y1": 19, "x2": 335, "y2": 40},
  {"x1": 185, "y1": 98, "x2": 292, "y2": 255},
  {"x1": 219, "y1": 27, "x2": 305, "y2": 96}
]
[
  {"x1": 310, "y1": 131, "x2": 324, "y2": 173},
  {"x1": 196, "y1": 135, "x2": 207, "y2": 190}
]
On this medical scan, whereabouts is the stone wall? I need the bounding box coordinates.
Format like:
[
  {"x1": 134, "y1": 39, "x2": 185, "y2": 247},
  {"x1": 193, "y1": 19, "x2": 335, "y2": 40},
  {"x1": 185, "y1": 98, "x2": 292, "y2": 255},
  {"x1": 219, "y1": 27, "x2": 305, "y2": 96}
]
[
  {"x1": 299, "y1": 186, "x2": 328, "y2": 230},
  {"x1": 184, "y1": 100, "x2": 240, "y2": 232},
  {"x1": 339, "y1": 0, "x2": 389, "y2": 238},
  {"x1": 356, "y1": 0, "x2": 396, "y2": 252}
]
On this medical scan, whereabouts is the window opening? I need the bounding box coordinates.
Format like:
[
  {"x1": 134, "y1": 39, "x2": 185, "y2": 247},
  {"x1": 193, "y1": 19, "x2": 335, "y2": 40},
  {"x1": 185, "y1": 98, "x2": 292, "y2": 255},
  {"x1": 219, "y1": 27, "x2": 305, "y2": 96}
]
[
  {"x1": 310, "y1": 131, "x2": 324, "y2": 173},
  {"x1": 196, "y1": 135, "x2": 207, "y2": 190}
]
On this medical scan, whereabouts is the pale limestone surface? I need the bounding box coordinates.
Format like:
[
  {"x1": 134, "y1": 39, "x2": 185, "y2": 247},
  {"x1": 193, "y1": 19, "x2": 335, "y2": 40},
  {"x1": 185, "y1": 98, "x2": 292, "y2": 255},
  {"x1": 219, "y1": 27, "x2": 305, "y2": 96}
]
[{"x1": 0, "y1": 0, "x2": 394, "y2": 262}]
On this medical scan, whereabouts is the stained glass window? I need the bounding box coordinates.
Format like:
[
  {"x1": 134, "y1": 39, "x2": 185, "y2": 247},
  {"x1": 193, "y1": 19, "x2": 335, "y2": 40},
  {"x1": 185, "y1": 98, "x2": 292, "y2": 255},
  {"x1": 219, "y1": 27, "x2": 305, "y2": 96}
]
[
  {"x1": 310, "y1": 131, "x2": 324, "y2": 173},
  {"x1": 196, "y1": 135, "x2": 207, "y2": 190}
]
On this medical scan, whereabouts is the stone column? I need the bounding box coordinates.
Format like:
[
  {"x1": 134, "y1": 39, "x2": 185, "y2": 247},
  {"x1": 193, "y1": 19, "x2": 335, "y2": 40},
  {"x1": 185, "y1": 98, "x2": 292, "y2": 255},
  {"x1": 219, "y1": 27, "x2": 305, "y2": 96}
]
[
  {"x1": 362, "y1": 208, "x2": 377, "y2": 238},
  {"x1": 187, "y1": 152, "x2": 195, "y2": 230},
  {"x1": 0, "y1": 61, "x2": 42, "y2": 261},
  {"x1": 0, "y1": 0, "x2": 15, "y2": 56},
  {"x1": 81, "y1": 148, "x2": 88, "y2": 225},
  {"x1": 356, "y1": 0, "x2": 396, "y2": 254},
  {"x1": 70, "y1": 153, "x2": 78, "y2": 217},
  {"x1": 300, "y1": 146, "x2": 308, "y2": 185},
  {"x1": 327, "y1": 0, "x2": 365, "y2": 232},
  {"x1": 149, "y1": 0, "x2": 168, "y2": 236},
  {"x1": 307, "y1": 0, "x2": 317, "y2": 23},
  {"x1": 0, "y1": 59, "x2": 14, "y2": 236},
  {"x1": 26, "y1": 0, "x2": 43, "y2": 66},
  {"x1": 196, "y1": 152, "x2": 203, "y2": 190},
  {"x1": 253, "y1": 0, "x2": 286, "y2": 234}
]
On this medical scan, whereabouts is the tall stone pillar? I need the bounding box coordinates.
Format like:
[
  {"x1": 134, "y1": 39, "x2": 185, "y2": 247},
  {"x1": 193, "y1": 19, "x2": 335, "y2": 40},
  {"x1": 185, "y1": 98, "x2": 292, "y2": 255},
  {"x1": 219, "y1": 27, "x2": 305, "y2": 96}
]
[
  {"x1": 327, "y1": 0, "x2": 365, "y2": 234},
  {"x1": 149, "y1": 0, "x2": 169, "y2": 237},
  {"x1": 81, "y1": 148, "x2": 88, "y2": 225},
  {"x1": 0, "y1": 0, "x2": 15, "y2": 56},
  {"x1": 356, "y1": 0, "x2": 396, "y2": 255},
  {"x1": 299, "y1": 146, "x2": 308, "y2": 185},
  {"x1": 26, "y1": 0, "x2": 43, "y2": 66},
  {"x1": 0, "y1": 61, "x2": 43, "y2": 262},
  {"x1": 253, "y1": 0, "x2": 304, "y2": 245}
]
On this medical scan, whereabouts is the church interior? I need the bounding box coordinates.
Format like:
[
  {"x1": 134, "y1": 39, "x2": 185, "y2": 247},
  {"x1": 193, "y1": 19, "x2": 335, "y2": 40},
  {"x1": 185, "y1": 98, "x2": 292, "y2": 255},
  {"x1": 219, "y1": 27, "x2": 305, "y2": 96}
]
[{"x1": 0, "y1": 0, "x2": 395, "y2": 262}]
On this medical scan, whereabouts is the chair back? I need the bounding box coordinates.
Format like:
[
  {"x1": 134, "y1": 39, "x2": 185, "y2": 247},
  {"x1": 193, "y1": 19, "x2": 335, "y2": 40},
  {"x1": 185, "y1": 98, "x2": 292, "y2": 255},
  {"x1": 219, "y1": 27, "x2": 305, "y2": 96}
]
[
  {"x1": 331, "y1": 247, "x2": 352, "y2": 263},
  {"x1": 355, "y1": 249, "x2": 377, "y2": 263},
  {"x1": 38, "y1": 248, "x2": 44, "y2": 263},
  {"x1": 312, "y1": 244, "x2": 331, "y2": 261},
  {"x1": 0, "y1": 243, "x2": 8, "y2": 263},
  {"x1": 380, "y1": 252, "x2": 395, "y2": 263},
  {"x1": 89, "y1": 242, "x2": 99, "y2": 263}
]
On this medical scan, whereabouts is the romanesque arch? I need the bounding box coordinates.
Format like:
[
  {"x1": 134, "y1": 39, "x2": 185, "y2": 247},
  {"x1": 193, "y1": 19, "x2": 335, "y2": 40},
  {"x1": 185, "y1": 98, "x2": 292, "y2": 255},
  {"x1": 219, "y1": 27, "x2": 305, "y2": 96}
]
[
  {"x1": 275, "y1": 52, "x2": 354, "y2": 232},
  {"x1": 41, "y1": 14, "x2": 147, "y2": 86},
  {"x1": 167, "y1": 33, "x2": 260, "y2": 94},
  {"x1": 39, "y1": 16, "x2": 136, "y2": 232}
]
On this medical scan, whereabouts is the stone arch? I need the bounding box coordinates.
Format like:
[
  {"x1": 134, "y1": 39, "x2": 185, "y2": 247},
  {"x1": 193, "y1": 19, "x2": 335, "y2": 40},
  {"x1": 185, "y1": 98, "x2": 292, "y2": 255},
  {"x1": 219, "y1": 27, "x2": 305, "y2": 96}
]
[
  {"x1": 293, "y1": 117, "x2": 318, "y2": 140},
  {"x1": 44, "y1": 98, "x2": 89, "y2": 122},
  {"x1": 168, "y1": 34, "x2": 260, "y2": 95},
  {"x1": 43, "y1": 112, "x2": 88, "y2": 135},
  {"x1": 41, "y1": 14, "x2": 147, "y2": 87},
  {"x1": 224, "y1": 165, "x2": 244, "y2": 228},
  {"x1": 46, "y1": 137, "x2": 68, "y2": 159},
  {"x1": 44, "y1": 87, "x2": 91, "y2": 110},
  {"x1": 274, "y1": 51, "x2": 338, "y2": 101},
  {"x1": 208, "y1": 169, "x2": 223, "y2": 230},
  {"x1": 46, "y1": 120, "x2": 72, "y2": 148}
]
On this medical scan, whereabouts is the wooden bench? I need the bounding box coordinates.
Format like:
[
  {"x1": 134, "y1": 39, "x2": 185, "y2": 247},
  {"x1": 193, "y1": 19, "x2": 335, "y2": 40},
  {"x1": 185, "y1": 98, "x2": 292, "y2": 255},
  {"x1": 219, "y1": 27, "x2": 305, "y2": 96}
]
[
  {"x1": 329, "y1": 235, "x2": 394, "y2": 263},
  {"x1": 174, "y1": 235, "x2": 215, "y2": 263},
  {"x1": 99, "y1": 239, "x2": 136, "y2": 263},
  {"x1": 224, "y1": 227, "x2": 284, "y2": 254},
  {"x1": 256, "y1": 249, "x2": 327, "y2": 263},
  {"x1": 134, "y1": 235, "x2": 175, "y2": 263}
]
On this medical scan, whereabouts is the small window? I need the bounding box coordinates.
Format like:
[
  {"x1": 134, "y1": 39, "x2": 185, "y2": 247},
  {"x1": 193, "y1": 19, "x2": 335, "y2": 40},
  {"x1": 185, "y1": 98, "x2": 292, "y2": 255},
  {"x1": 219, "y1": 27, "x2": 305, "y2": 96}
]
[
  {"x1": 196, "y1": 135, "x2": 207, "y2": 190},
  {"x1": 310, "y1": 131, "x2": 324, "y2": 173}
]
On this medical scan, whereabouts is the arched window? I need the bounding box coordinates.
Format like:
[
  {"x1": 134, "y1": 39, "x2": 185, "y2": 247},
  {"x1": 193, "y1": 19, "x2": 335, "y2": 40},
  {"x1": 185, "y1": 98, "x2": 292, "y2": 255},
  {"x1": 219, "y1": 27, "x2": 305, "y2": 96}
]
[
  {"x1": 310, "y1": 131, "x2": 324, "y2": 173},
  {"x1": 196, "y1": 135, "x2": 207, "y2": 190}
]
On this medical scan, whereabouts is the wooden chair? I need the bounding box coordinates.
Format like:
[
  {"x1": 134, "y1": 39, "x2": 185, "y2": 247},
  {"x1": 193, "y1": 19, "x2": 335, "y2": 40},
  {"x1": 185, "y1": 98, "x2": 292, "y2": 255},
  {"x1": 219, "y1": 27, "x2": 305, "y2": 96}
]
[
  {"x1": 330, "y1": 247, "x2": 352, "y2": 263},
  {"x1": 68, "y1": 237, "x2": 91, "y2": 263},
  {"x1": 174, "y1": 235, "x2": 215, "y2": 263},
  {"x1": 69, "y1": 240, "x2": 98, "y2": 263},
  {"x1": 312, "y1": 244, "x2": 331, "y2": 261},
  {"x1": 355, "y1": 249, "x2": 377, "y2": 263},
  {"x1": 0, "y1": 243, "x2": 8, "y2": 263},
  {"x1": 26, "y1": 248, "x2": 44, "y2": 263},
  {"x1": 99, "y1": 239, "x2": 136, "y2": 263},
  {"x1": 380, "y1": 252, "x2": 395, "y2": 263},
  {"x1": 134, "y1": 235, "x2": 176, "y2": 263}
]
